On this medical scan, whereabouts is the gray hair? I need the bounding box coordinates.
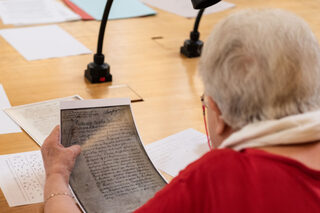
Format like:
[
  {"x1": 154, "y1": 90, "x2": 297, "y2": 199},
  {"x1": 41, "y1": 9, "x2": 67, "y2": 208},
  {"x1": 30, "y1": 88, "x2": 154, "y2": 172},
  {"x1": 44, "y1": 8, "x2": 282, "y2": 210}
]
[{"x1": 199, "y1": 9, "x2": 320, "y2": 129}]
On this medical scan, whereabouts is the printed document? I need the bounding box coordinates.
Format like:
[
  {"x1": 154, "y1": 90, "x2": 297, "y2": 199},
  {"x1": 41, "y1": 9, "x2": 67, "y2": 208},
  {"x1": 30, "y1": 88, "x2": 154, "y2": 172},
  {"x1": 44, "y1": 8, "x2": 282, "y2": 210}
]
[{"x1": 0, "y1": 151, "x2": 45, "y2": 207}]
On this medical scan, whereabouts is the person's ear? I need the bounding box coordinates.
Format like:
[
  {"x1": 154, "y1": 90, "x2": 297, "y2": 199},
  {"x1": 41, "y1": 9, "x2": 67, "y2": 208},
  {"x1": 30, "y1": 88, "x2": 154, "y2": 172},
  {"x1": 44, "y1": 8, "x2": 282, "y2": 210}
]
[{"x1": 207, "y1": 96, "x2": 226, "y2": 135}]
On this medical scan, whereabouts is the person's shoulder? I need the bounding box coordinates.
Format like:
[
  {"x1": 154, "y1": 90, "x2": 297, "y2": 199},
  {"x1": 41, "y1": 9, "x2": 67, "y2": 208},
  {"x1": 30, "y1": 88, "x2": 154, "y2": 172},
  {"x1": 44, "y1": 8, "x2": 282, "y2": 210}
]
[
  {"x1": 177, "y1": 148, "x2": 248, "y2": 180},
  {"x1": 191, "y1": 148, "x2": 246, "y2": 169}
]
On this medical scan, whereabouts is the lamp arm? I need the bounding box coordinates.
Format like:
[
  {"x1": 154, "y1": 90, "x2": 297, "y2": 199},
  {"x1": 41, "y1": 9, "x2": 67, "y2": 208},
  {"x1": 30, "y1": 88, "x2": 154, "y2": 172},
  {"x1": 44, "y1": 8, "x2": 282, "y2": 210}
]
[
  {"x1": 97, "y1": 0, "x2": 114, "y2": 56},
  {"x1": 193, "y1": 8, "x2": 205, "y2": 33}
]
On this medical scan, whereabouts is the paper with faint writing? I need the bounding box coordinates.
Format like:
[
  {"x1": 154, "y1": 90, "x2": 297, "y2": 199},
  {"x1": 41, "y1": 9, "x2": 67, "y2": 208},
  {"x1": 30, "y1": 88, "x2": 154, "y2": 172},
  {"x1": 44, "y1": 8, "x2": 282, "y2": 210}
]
[
  {"x1": 146, "y1": 128, "x2": 210, "y2": 177},
  {"x1": 0, "y1": 151, "x2": 45, "y2": 207},
  {"x1": 5, "y1": 95, "x2": 82, "y2": 146},
  {"x1": 60, "y1": 98, "x2": 166, "y2": 213}
]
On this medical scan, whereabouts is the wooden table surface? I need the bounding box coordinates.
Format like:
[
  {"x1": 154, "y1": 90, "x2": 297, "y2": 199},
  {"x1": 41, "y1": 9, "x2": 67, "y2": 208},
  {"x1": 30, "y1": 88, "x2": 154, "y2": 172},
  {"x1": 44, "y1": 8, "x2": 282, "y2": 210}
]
[{"x1": 1, "y1": 0, "x2": 320, "y2": 212}]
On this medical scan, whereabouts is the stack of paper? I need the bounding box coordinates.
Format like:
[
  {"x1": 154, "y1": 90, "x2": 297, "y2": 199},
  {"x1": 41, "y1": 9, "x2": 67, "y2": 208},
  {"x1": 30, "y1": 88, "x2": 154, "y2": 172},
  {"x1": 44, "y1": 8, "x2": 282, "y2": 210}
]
[
  {"x1": 145, "y1": 129, "x2": 210, "y2": 177},
  {"x1": 140, "y1": 0, "x2": 235, "y2": 18},
  {"x1": 0, "y1": 0, "x2": 80, "y2": 26}
]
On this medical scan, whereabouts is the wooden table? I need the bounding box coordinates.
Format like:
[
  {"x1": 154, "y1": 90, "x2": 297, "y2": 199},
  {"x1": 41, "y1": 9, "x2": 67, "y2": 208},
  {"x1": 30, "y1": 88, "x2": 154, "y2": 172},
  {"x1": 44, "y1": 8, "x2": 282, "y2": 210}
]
[{"x1": 1, "y1": 0, "x2": 320, "y2": 212}]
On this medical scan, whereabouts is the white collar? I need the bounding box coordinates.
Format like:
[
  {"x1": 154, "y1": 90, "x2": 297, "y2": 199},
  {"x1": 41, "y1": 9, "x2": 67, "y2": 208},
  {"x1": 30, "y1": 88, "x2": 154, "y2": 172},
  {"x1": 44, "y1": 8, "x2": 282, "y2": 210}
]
[{"x1": 218, "y1": 110, "x2": 320, "y2": 151}]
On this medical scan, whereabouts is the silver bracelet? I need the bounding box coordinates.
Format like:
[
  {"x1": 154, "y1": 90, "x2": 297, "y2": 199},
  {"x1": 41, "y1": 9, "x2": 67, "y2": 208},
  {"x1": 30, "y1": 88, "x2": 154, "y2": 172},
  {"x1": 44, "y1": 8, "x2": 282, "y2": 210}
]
[{"x1": 45, "y1": 192, "x2": 75, "y2": 204}]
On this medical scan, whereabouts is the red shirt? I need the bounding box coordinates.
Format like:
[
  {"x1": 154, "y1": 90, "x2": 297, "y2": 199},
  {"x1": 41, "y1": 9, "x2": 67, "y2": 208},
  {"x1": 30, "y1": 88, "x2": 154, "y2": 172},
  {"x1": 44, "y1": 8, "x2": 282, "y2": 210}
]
[{"x1": 135, "y1": 148, "x2": 320, "y2": 213}]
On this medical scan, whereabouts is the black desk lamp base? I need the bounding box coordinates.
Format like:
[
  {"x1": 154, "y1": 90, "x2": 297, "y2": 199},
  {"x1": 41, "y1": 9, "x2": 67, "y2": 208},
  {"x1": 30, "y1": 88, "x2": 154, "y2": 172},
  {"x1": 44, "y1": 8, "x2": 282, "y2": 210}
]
[
  {"x1": 85, "y1": 54, "x2": 112, "y2": 83},
  {"x1": 180, "y1": 31, "x2": 204, "y2": 58}
]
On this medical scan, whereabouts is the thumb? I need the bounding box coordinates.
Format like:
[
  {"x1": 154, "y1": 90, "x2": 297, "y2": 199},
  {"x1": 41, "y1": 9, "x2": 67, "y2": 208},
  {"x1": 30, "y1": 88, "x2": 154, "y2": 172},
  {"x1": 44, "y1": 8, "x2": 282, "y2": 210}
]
[{"x1": 68, "y1": 145, "x2": 81, "y2": 158}]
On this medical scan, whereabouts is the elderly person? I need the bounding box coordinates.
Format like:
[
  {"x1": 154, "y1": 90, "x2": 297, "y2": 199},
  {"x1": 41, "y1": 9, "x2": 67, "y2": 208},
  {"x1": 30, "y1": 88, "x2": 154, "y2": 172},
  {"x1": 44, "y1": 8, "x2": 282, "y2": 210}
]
[{"x1": 41, "y1": 9, "x2": 320, "y2": 213}]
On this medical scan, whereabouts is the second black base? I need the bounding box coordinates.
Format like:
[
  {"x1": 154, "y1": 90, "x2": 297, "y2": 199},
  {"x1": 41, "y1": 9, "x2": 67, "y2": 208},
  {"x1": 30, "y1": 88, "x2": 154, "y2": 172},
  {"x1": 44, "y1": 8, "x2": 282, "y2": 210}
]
[{"x1": 180, "y1": 39, "x2": 204, "y2": 58}]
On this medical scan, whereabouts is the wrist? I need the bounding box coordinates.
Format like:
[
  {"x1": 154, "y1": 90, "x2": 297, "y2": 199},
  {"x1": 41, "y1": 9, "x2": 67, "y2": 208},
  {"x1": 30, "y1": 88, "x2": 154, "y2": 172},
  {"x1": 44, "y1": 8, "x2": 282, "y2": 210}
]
[
  {"x1": 46, "y1": 173, "x2": 70, "y2": 187},
  {"x1": 44, "y1": 173, "x2": 71, "y2": 200}
]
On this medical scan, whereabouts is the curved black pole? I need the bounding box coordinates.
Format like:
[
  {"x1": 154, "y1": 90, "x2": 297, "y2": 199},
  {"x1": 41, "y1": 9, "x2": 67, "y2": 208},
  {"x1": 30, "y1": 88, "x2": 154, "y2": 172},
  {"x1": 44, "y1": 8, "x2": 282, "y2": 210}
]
[
  {"x1": 193, "y1": 8, "x2": 205, "y2": 34},
  {"x1": 97, "y1": 0, "x2": 114, "y2": 55}
]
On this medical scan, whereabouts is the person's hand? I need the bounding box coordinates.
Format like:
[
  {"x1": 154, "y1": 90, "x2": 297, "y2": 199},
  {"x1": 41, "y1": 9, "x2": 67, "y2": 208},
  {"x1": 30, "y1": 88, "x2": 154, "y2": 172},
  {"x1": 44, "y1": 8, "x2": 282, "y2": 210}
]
[{"x1": 41, "y1": 126, "x2": 81, "y2": 184}]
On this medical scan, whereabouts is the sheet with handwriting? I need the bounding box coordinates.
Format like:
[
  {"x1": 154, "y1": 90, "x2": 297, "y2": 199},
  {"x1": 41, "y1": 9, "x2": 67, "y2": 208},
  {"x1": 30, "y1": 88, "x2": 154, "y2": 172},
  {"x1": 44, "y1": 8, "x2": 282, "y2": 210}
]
[
  {"x1": 60, "y1": 98, "x2": 166, "y2": 213},
  {"x1": 5, "y1": 95, "x2": 82, "y2": 146},
  {"x1": 0, "y1": 150, "x2": 45, "y2": 207}
]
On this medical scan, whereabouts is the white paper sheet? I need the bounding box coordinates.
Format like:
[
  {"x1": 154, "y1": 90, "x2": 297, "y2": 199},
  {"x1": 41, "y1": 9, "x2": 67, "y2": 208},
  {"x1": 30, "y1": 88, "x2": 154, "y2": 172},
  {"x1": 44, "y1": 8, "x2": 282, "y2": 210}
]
[
  {"x1": 0, "y1": 84, "x2": 21, "y2": 134},
  {"x1": 5, "y1": 95, "x2": 82, "y2": 146},
  {"x1": 140, "y1": 0, "x2": 235, "y2": 18},
  {"x1": 145, "y1": 128, "x2": 210, "y2": 177},
  {"x1": 0, "y1": 0, "x2": 80, "y2": 26},
  {"x1": 0, "y1": 25, "x2": 91, "y2": 61},
  {"x1": 0, "y1": 150, "x2": 45, "y2": 207}
]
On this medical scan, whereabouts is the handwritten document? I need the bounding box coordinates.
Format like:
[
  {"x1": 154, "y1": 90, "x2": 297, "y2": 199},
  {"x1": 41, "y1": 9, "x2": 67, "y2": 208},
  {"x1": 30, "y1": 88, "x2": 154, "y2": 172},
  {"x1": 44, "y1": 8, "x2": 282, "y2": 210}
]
[
  {"x1": 146, "y1": 128, "x2": 210, "y2": 177},
  {"x1": 61, "y1": 98, "x2": 166, "y2": 213},
  {"x1": 0, "y1": 151, "x2": 45, "y2": 207},
  {"x1": 5, "y1": 95, "x2": 82, "y2": 146},
  {"x1": 0, "y1": 84, "x2": 21, "y2": 134}
]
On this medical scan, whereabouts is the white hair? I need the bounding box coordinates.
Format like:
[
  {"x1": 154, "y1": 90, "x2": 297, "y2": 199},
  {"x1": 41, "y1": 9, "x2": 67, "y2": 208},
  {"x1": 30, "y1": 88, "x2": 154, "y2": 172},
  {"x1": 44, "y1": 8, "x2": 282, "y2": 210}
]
[{"x1": 199, "y1": 9, "x2": 320, "y2": 129}]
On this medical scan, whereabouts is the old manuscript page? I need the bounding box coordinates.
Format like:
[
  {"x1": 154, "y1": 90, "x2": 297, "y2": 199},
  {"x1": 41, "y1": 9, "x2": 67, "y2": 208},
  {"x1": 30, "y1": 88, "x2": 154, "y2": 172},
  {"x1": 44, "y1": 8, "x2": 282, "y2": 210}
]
[
  {"x1": 60, "y1": 98, "x2": 166, "y2": 213},
  {"x1": 5, "y1": 95, "x2": 82, "y2": 146}
]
